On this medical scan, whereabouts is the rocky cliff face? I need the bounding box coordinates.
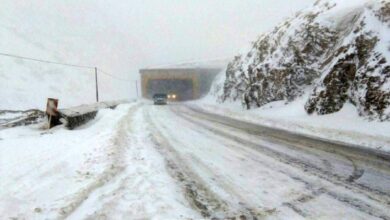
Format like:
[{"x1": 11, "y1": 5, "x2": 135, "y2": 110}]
[{"x1": 220, "y1": 0, "x2": 390, "y2": 121}]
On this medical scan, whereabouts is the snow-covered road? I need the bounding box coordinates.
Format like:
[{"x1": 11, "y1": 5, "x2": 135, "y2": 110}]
[
  {"x1": 1, "y1": 102, "x2": 390, "y2": 219},
  {"x1": 146, "y1": 103, "x2": 390, "y2": 219}
]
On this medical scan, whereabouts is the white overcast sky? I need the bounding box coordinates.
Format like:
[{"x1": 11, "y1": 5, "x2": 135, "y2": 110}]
[{"x1": 1, "y1": 0, "x2": 316, "y2": 81}]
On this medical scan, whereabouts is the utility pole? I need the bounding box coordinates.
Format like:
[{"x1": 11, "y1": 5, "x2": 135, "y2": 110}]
[
  {"x1": 135, "y1": 80, "x2": 139, "y2": 99},
  {"x1": 95, "y1": 67, "x2": 99, "y2": 102}
]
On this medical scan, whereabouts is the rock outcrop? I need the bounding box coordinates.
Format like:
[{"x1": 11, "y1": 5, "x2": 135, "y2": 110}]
[{"x1": 220, "y1": 0, "x2": 390, "y2": 121}]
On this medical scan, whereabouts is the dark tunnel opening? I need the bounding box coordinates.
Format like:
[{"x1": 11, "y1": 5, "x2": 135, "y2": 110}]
[{"x1": 147, "y1": 79, "x2": 194, "y2": 101}]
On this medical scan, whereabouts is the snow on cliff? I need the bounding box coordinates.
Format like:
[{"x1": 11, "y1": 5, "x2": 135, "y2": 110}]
[{"x1": 218, "y1": 0, "x2": 390, "y2": 121}]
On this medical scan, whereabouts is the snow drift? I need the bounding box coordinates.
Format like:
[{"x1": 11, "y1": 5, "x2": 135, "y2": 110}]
[{"x1": 218, "y1": 0, "x2": 390, "y2": 121}]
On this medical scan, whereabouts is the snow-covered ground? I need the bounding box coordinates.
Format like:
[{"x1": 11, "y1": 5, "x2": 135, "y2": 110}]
[
  {"x1": 0, "y1": 103, "x2": 198, "y2": 219},
  {"x1": 146, "y1": 103, "x2": 390, "y2": 219},
  {"x1": 1, "y1": 101, "x2": 389, "y2": 219},
  {"x1": 193, "y1": 71, "x2": 390, "y2": 153},
  {"x1": 193, "y1": 96, "x2": 390, "y2": 153}
]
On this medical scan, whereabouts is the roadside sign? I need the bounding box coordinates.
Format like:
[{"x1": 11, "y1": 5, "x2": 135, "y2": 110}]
[{"x1": 46, "y1": 98, "x2": 59, "y2": 128}]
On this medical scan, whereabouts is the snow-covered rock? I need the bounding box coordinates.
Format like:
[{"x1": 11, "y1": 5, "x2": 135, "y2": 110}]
[{"x1": 219, "y1": 0, "x2": 390, "y2": 121}]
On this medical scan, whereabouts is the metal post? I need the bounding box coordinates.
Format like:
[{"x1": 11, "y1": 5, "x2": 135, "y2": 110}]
[
  {"x1": 135, "y1": 80, "x2": 139, "y2": 99},
  {"x1": 95, "y1": 67, "x2": 99, "y2": 102}
]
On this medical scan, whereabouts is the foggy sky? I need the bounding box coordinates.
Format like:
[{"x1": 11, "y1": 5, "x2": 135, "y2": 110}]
[{"x1": 1, "y1": 0, "x2": 315, "y2": 85}]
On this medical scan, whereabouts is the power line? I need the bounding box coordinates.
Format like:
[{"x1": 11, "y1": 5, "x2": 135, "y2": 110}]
[
  {"x1": 98, "y1": 68, "x2": 131, "y2": 81},
  {"x1": 0, "y1": 51, "x2": 135, "y2": 102},
  {"x1": 0, "y1": 51, "x2": 132, "y2": 82},
  {"x1": 0, "y1": 52, "x2": 95, "y2": 69}
]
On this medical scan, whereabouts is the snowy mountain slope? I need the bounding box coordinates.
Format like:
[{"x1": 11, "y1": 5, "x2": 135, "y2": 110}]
[
  {"x1": 218, "y1": 0, "x2": 390, "y2": 121},
  {"x1": 0, "y1": 25, "x2": 95, "y2": 110},
  {"x1": 0, "y1": 7, "x2": 131, "y2": 110}
]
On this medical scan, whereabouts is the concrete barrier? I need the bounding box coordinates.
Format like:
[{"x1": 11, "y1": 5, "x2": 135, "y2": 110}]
[
  {"x1": 0, "y1": 109, "x2": 45, "y2": 129},
  {"x1": 58, "y1": 101, "x2": 126, "y2": 129}
]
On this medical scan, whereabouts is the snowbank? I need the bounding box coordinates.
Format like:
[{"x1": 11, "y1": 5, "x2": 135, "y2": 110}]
[
  {"x1": 197, "y1": 67, "x2": 390, "y2": 152},
  {"x1": 193, "y1": 93, "x2": 390, "y2": 152}
]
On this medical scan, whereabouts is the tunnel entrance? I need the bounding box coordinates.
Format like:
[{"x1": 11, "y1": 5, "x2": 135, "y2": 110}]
[
  {"x1": 140, "y1": 66, "x2": 223, "y2": 101},
  {"x1": 147, "y1": 79, "x2": 194, "y2": 101}
]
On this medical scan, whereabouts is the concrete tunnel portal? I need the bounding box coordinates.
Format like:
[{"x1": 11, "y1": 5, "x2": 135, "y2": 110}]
[{"x1": 139, "y1": 61, "x2": 226, "y2": 101}]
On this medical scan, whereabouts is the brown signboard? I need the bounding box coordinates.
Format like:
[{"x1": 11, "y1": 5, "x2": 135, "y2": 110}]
[{"x1": 46, "y1": 98, "x2": 60, "y2": 128}]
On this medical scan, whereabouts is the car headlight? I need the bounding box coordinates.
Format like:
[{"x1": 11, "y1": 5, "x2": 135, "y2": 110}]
[
  {"x1": 172, "y1": 94, "x2": 177, "y2": 99},
  {"x1": 168, "y1": 95, "x2": 171, "y2": 98}
]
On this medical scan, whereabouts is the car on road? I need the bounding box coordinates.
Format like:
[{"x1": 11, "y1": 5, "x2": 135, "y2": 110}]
[
  {"x1": 153, "y1": 93, "x2": 168, "y2": 105},
  {"x1": 168, "y1": 93, "x2": 177, "y2": 101}
]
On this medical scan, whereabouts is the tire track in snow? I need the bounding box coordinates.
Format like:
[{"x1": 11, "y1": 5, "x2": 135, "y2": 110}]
[
  {"x1": 144, "y1": 107, "x2": 266, "y2": 219},
  {"x1": 58, "y1": 104, "x2": 140, "y2": 219},
  {"x1": 72, "y1": 105, "x2": 199, "y2": 219},
  {"x1": 173, "y1": 106, "x2": 390, "y2": 219},
  {"x1": 186, "y1": 153, "x2": 278, "y2": 218},
  {"x1": 176, "y1": 106, "x2": 390, "y2": 200},
  {"x1": 186, "y1": 105, "x2": 390, "y2": 172},
  {"x1": 345, "y1": 155, "x2": 365, "y2": 183},
  {"x1": 144, "y1": 109, "x2": 230, "y2": 218},
  {"x1": 175, "y1": 106, "x2": 350, "y2": 178},
  {"x1": 168, "y1": 108, "x2": 350, "y2": 218}
]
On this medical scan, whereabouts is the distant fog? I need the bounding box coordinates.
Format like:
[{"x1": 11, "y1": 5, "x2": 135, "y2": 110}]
[{"x1": 0, "y1": 0, "x2": 315, "y2": 98}]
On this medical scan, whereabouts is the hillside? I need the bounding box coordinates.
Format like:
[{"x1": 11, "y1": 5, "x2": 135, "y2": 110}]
[
  {"x1": 218, "y1": 0, "x2": 390, "y2": 121},
  {"x1": 0, "y1": 8, "x2": 130, "y2": 110},
  {"x1": 0, "y1": 26, "x2": 95, "y2": 110}
]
